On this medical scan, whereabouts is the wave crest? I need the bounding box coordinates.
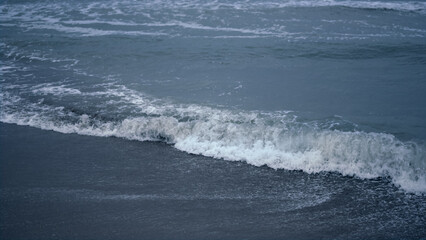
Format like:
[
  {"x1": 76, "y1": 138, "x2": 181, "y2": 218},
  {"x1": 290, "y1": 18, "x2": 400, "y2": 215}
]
[{"x1": 1, "y1": 88, "x2": 425, "y2": 193}]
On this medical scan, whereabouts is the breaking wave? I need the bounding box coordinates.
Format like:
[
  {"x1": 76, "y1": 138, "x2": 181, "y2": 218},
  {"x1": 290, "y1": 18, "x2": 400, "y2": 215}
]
[{"x1": 1, "y1": 85, "x2": 425, "y2": 194}]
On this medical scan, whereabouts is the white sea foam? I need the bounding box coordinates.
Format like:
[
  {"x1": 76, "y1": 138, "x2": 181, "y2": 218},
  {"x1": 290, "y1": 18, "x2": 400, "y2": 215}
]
[
  {"x1": 31, "y1": 85, "x2": 82, "y2": 96},
  {"x1": 76, "y1": 0, "x2": 426, "y2": 12},
  {"x1": 0, "y1": 66, "x2": 17, "y2": 74},
  {"x1": 143, "y1": 21, "x2": 277, "y2": 35},
  {"x1": 88, "y1": 0, "x2": 426, "y2": 13},
  {"x1": 248, "y1": 0, "x2": 426, "y2": 12},
  {"x1": 1, "y1": 0, "x2": 426, "y2": 28},
  {"x1": 23, "y1": 23, "x2": 167, "y2": 37},
  {"x1": 62, "y1": 20, "x2": 140, "y2": 26},
  {"x1": 1, "y1": 87, "x2": 425, "y2": 194},
  {"x1": 2, "y1": 0, "x2": 424, "y2": 41}
]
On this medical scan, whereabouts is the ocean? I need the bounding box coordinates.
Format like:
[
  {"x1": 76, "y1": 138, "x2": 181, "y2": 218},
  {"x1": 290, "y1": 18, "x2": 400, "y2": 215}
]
[{"x1": 1, "y1": 0, "x2": 425, "y2": 239}]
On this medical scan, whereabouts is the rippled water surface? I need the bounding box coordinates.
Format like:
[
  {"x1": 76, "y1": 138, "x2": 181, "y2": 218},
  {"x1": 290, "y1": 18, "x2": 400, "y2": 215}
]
[{"x1": 1, "y1": 0, "x2": 426, "y2": 238}]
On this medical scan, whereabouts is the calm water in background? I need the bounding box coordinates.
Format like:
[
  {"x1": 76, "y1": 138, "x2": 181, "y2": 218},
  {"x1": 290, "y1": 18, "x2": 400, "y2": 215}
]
[{"x1": 1, "y1": 0, "x2": 426, "y2": 239}]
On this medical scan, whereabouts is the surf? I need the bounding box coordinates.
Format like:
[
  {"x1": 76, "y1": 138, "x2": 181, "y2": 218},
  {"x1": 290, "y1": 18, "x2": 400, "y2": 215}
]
[{"x1": 1, "y1": 85, "x2": 425, "y2": 194}]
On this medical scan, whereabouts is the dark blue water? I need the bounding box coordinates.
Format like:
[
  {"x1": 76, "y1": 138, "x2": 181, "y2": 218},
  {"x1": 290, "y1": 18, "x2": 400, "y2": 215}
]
[
  {"x1": 1, "y1": 0, "x2": 426, "y2": 238},
  {"x1": 1, "y1": 122, "x2": 425, "y2": 239}
]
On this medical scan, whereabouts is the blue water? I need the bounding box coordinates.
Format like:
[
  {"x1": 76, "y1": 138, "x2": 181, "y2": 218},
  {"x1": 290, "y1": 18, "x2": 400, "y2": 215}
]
[
  {"x1": 1, "y1": 0, "x2": 426, "y2": 238},
  {"x1": 1, "y1": 122, "x2": 425, "y2": 239},
  {"x1": 2, "y1": 0, "x2": 426, "y2": 193}
]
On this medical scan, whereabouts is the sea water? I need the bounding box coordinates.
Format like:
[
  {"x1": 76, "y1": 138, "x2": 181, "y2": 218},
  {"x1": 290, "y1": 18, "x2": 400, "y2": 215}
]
[
  {"x1": 1, "y1": 0, "x2": 426, "y2": 238},
  {"x1": 2, "y1": 0, "x2": 426, "y2": 193}
]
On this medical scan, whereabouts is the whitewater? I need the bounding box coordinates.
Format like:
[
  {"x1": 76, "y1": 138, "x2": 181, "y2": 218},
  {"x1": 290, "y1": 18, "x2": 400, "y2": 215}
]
[{"x1": 1, "y1": 83, "x2": 425, "y2": 193}]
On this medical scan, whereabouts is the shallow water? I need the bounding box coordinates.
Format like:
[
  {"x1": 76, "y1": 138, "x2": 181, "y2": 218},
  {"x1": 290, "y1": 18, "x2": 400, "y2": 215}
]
[{"x1": 1, "y1": 123, "x2": 425, "y2": 239}]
